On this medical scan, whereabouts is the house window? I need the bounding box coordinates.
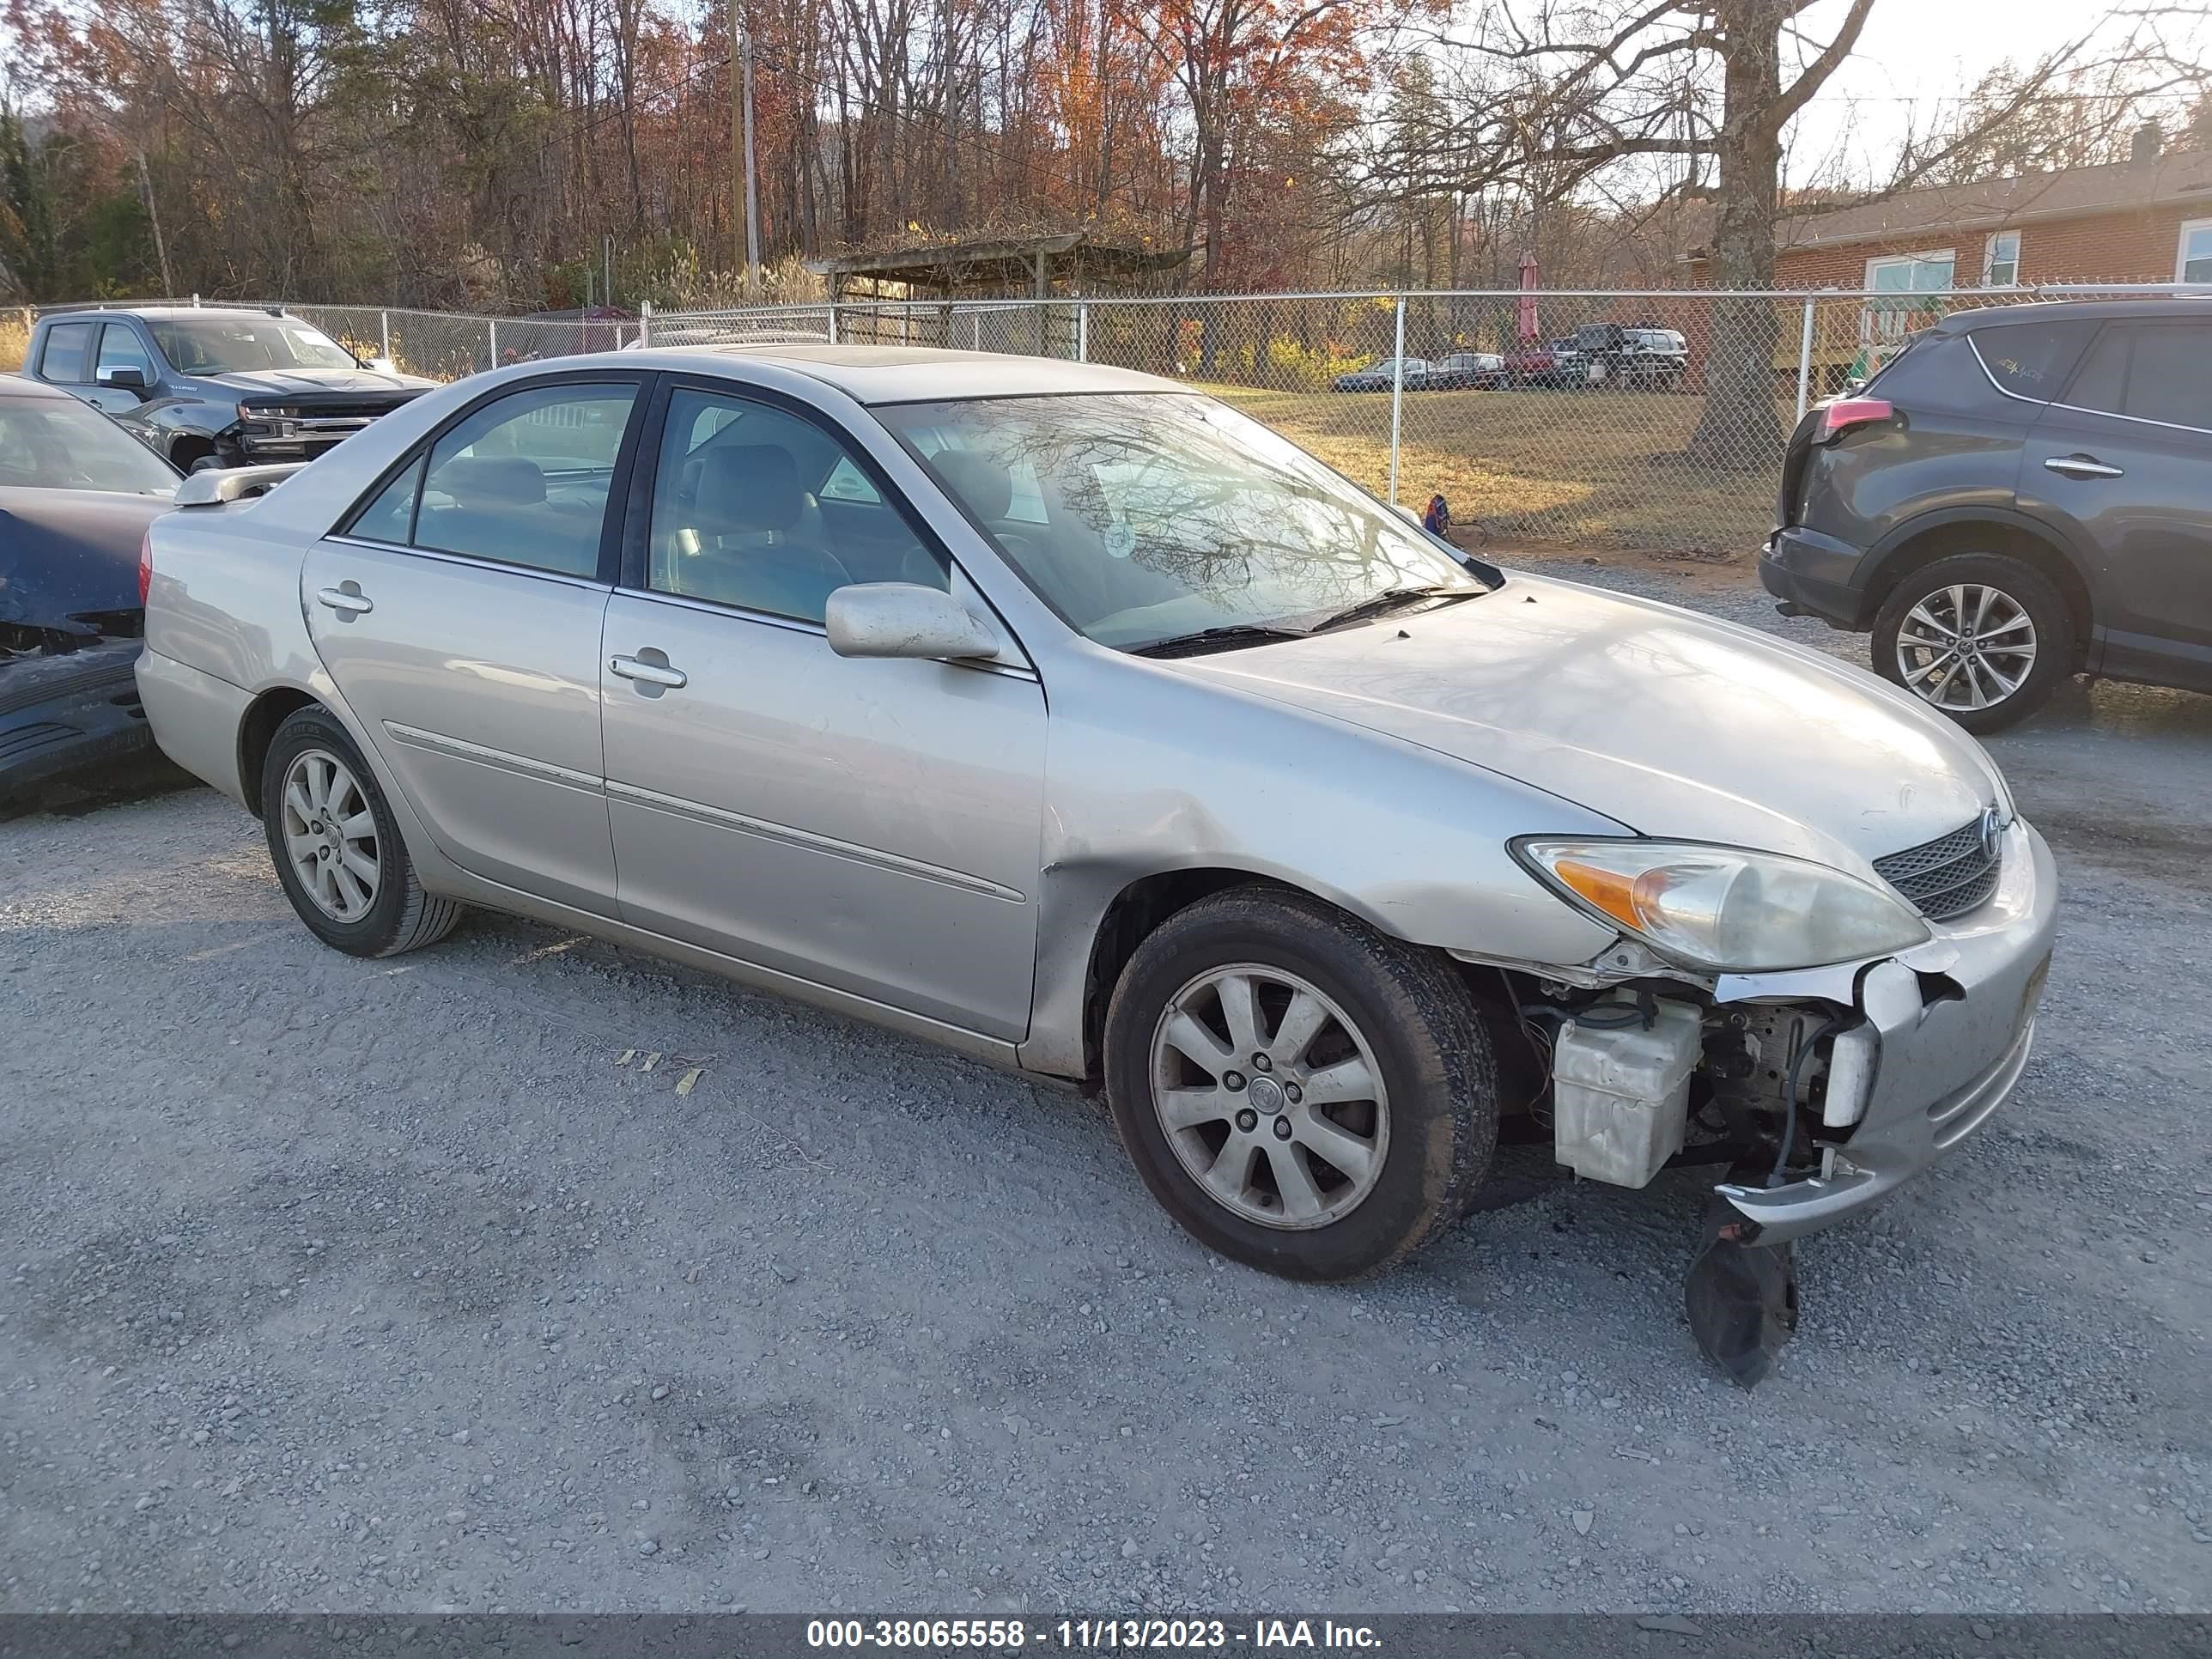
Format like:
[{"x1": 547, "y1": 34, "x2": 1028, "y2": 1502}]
[
  {"x1": 1860, "y1": 250, "x2": 1955, "y2": 373},
  {"x1": 1984, "y1": 230, "x2": 2021, "y2": 288},
  {"x1": 2180, "y1": 220, "x2": 2212, "y2": 284}
]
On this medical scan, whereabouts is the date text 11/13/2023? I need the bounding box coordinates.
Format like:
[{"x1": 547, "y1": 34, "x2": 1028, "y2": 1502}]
[{"x1": 805, "y1": 1619, "x2": 1382, "y2": 1650}]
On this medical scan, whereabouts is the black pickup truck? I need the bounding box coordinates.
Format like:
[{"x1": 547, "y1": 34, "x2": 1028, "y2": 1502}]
[{"x1": 24, "y1": 306, "x2": 434, "y2": 472}]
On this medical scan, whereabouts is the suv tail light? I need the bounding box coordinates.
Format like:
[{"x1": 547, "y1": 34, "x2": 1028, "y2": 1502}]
[
  {"x1": 1817, "y1": 396, "x2": 1894, "y2": 443},
  {"x1": 137, "y1": 528, "x2": 154, "y2": 605}
]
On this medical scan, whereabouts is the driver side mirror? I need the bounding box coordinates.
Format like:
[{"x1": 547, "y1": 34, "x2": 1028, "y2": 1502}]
[
  {"x1": 97, "y1": 365, "x2": 151, "y2": 394},
  {"x1": 824, "y1": 582, "x2": 1002, "y2": 662}
]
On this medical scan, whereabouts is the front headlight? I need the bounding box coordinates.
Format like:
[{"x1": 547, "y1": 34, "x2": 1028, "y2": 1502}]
[{"x1": 1512, "y1": 837, "x2": 1931, "y2": 973}]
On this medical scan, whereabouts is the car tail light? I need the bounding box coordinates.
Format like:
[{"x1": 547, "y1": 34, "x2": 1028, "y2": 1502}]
[
  {"x1": 1817, "y1": 396, "x2": 1894, "y2": 442},
  {"x1": 138, "y1": 528, "x2": 154, "y2": 605}
]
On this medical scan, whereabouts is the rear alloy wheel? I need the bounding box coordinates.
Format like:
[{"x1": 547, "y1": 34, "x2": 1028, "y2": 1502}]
[
  {"x1": 1872, "y1": 553, "x2": 2074, "y2": 734},
  {"x1": 280, "y1": 748, "x2": 382, "y2": 922},
  {"x1": 260, "y1": 707, "x2": 464, "y2": 957},
  {"x1": 1104, "y1": 886, "x2": 1498, "y2": 1281}
]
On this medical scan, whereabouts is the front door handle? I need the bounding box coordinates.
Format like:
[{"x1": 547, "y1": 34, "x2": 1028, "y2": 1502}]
[
  {"x1": 315, "y1": 584, "x2": 373, "y2": 616},
  {"x1": 610, "y1": 653, "x2": 687, "y2": 690},
  {"x1": 2044, "y1": 454, "x2": 2124, "y2": 479}
]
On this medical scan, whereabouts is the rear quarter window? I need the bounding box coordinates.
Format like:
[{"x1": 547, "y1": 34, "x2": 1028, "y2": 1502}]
[{"x1": 1967, "y1": 319, "x2": 2099, "y2": 401}]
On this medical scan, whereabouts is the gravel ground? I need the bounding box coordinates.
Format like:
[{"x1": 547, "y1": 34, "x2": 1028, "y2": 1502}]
[{"x1": 3, "y1": 561, "x2": 2208, "y2": 1616}]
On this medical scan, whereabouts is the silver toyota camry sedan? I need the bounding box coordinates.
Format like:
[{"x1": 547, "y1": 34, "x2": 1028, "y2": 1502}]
[{"x1": 136, "y1": 346, "x2": 2055, "y2": 1324}]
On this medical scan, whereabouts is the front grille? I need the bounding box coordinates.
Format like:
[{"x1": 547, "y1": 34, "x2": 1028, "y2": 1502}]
[
  {"x1": 242, "y1": 395, "x2": 417, "y2": 421},
  {"x1": 1875, "y1": 817, "x2": 2002, "y2": 922}
]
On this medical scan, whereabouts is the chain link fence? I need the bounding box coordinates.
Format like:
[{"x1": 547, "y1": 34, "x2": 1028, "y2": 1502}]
[
  {"x1": 7, "y1": 283, "x2": 2195, "y2": 552},
  {"x1": 1, "y1": 298, "x2": 643, "y2": 384}
]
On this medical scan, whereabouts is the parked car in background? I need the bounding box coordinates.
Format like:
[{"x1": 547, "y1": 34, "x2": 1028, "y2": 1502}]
[
  {"x1": 0, "y1": 376, "x2": 181, "y2": 801},
  {"x1": 1331, "y1": 356, "x2": 1429, "y2": 392},
  {"x1": 1426, "y1": 351, "x2": 1510, "y2": 391},
  {"x1": 1503, "y1": 341, "x2": 1576, "y2": 387},
  {"x1": 24, "y1": 307, "x2": 435, "y2": 473},
  {"x1": 1557, "y1": 325, "x2": 1689, "y2": 389},
  {"x1": 133, "y1": 343, "x2": 2052, "y2": 1363},
  {"x1": 1761, "y1": 297, "x2": 2212, "y2": 732}
]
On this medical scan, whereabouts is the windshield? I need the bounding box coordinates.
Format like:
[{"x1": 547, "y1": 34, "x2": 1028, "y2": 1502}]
[
  {"x1": 146, "y1": 316, "x2": 360, "y2": 375},
  {"x1": 0, "y1": 397, "x2": 179, "y2": 495},
  {"x1": 877, "y1": 392, "x2": 1483, "y2": 651}
]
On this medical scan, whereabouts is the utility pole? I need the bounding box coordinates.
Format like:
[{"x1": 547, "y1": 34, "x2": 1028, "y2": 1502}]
[
  {"x1": 734, "y1": 0, "x2": 761, "y2": 300},
  {"x1": 135, "y1": 152, "x2": 173, "y2": 297}
]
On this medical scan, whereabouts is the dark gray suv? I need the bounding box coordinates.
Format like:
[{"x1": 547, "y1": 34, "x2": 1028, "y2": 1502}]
[
  {"x1": 1760, "y1": 297, "x2": 2212, "y2": 731},
  {"x1": 25, "y1": 307, "x2": 434, "y2": 473}
]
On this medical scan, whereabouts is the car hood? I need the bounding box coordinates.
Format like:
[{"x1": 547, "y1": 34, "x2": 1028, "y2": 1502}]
[
  {"x1": 209, "y1": 368, "x2": 435, "y2": 396},
  {"x1": 0, "y1": 488, "x2": 170, "y2": 637},
  {"x1": 1170, "y1": 572, "x2": 2004, "y2": 875}
]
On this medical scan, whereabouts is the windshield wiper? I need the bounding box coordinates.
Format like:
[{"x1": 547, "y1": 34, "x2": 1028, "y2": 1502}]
[
  {"x1": 1127, "y1": 623, "x2": 1310, "y2": 659},
  {"x1": 1307, "y1": 585, "x2": 1478, "y2": 632}
]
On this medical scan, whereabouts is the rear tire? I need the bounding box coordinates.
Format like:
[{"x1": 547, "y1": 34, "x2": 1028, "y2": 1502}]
[
  {"x1": 1103, "y1": 886, "x2": 1498, "y2": 1281},
  {"x1": 1871, "y1": 552, "x2": 2075, "y2": 733},
  {"x1": 260, "y1": 708, "x2": 463, "y2": 958}
]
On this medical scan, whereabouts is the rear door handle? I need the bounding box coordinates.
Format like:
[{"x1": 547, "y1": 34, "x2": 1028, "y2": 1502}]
[
  {"x1": 315, "y1": 585, "x2": 373, "y2": 615},
  {"x1": 610, "y1": 654, "x2": 687, "y2": 690},
  {"x1": 2044, "y1": 454, "x2": 2124, "y2": 479}
]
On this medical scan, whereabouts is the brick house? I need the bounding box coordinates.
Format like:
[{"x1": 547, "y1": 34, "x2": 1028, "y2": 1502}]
[
  {"x1": 1666, "y1": 134, "x2": 2212, "y2": 389},
  {"x1": 1771, "y1": 139, "x2": 2212, "y2": 293}
]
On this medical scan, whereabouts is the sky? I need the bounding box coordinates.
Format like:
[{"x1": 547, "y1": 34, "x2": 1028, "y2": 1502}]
[{"x1": 1783, "y1": 0, "x2": 2210, "y2": 186}]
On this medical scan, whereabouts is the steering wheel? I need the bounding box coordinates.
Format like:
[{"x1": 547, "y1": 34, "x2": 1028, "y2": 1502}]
[{"x1": 727, "y1": 539, "x2": 857, "y2": 621}]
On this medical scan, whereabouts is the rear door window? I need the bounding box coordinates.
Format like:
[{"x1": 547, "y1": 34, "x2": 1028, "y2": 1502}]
[
  {"x1": 343, "y1": 380, "x2": 640, "y2": 577},
  {"x1": 1972, "y1": 319, "x2": 2098, "y2": 401},
  {"x1": 37, "y1": 320, "x2": 94, "y2": 383}
]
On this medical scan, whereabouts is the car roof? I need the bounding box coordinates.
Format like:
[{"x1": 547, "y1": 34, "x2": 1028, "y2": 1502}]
[
  {"x1": 618, "y1": 343, "x2": 1182, "y2": 404},
  {"x1": 1935, "y1": 297, "x2": 2212, "y2": 334},
  {"x1": 0, "y1": 373, "x2": 82, "y2": 402},
  {"x1": 44, "y1": 306, "x2": 288, "y2": 323}
]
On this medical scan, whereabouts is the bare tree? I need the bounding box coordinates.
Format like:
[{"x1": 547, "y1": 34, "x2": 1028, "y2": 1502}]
[{"x1": 1376, "y1": 2, "x2": 2193, "y2": 465}]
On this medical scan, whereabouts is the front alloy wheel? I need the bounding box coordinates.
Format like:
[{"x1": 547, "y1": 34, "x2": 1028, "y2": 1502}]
[
  {"x1": 1151, "y1": 964, "x2": 1390, "y2": 1230},
  {"x1": 1104, "y1": 886, "x2": 1498, "y2": 1281}
]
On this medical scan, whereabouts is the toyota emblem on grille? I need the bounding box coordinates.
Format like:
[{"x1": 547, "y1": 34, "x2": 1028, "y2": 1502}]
[{"x1": 1978, "y1": 805, "x2": 2005, "y2": 861}]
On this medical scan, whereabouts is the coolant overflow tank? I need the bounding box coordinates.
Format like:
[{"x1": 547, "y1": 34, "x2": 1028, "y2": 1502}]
[{"x1": 1551, "y1": 998, "x2": 1705, "y2": 1188}]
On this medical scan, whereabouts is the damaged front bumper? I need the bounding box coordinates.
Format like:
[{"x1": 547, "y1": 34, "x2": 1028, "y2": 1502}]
[{"x1": 1711, "y1": 817, "x2": 2057, "y2": 1244}]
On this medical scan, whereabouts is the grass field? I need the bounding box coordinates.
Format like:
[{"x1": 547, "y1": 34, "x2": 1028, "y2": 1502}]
[
  {"x1": 1200, "y1": 381, "x2": 1784, "y2": 555},
  {"x1": 0, "y1": 307, "x2": 1776, "y2": 556}
]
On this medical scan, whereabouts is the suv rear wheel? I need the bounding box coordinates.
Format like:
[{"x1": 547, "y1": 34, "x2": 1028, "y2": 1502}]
[{"x1": 1871, "y1": 552, "x2": 2075, "y2": 733}]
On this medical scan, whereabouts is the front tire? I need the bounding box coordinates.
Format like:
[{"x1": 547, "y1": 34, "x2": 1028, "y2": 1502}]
[
  {"x1": 1871, "y1": 553, "x2": 2075, "y2": 733},
  {"x1": 1103, "y1": 886, "x2": 1498, "y2": 1281},
  {"x1": 260, "y1": 708, "x2": 463, "y2": 957}
]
